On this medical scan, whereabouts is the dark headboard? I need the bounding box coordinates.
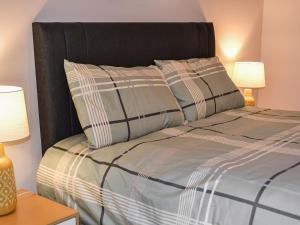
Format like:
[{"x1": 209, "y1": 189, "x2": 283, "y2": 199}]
[{"x1": 32, "y1": 22, "x2": 215, "y2": 155}]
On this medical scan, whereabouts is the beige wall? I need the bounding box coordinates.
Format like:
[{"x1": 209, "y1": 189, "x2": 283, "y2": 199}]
[
  {"x1": 0, "y1": 0, "x2": 264, "y2": 191},
  {"x1": 199, "y1": 0, "x2": 264, "y2": 62},
  {"x1": 258, "y1": 0, "x2": 300, "y2": 111}
]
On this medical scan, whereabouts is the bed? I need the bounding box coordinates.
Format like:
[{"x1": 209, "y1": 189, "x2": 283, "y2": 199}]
[{"x1": 33, "y1": 23, "x2": 300, "y2": 225}]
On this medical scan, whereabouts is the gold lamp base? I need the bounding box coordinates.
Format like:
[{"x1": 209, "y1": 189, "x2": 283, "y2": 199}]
[
  {"x1": 0, "y1": 143, "x2": 17, "y2": 216},
  {"x1": 243, "y1": 88, "x2": 256, "y2": 106}
]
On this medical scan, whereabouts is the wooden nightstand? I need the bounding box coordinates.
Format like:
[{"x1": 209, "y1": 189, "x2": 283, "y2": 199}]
[{"x1": 0, "y1": 189, "x2": 79, "y2": 225}]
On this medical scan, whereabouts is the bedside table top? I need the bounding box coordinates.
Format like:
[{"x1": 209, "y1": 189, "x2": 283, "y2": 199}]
[{"x1": 0, "y1": 189, "x2": 79, "y2": 225}]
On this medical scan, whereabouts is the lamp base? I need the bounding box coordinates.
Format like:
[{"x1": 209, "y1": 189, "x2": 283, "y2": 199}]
[
  {"x1": 0, "y1": 143, "x2": 17, "y2": 216},
  {"x1": 243, "y1": 88, "x2": 256, "y2": 106}
]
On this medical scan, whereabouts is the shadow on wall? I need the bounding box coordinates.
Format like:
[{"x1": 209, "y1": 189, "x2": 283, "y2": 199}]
[{"x1": 36, "y1": 0, "x2": 206, "y2": 22}]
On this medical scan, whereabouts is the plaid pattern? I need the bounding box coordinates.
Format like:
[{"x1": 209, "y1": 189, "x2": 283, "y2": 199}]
[
  {"x1": 64, "y1": 60, "x2": 184, "y2": 148},
  {"x1": 155, "y1": 57, "x2": 245, "y2": 121},
  {"x1": 37, "y1": 107, "x2": 300, "y2": 225}
]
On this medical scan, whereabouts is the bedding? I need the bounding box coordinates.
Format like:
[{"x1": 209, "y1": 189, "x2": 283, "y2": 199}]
[
  {"x1": 64, "y1": 60, "x2": 184, "y2": 149},
  {"x1": 37, "y1": 106, "x2": 300, "y2": 225},
  {"x1": 155, "y1": 57, "x2": 244, "y2": 121}
]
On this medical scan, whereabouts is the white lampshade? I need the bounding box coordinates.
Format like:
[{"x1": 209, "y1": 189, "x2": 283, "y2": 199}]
[
  {"x1": 0, "y1": 86, "x2": 29, "y2": 143},
  {"x1": 233, "y1": 62, "x2": 265, "y2": 88}
]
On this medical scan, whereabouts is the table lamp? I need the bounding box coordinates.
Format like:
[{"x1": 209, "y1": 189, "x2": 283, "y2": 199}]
[
  {"x1": 233, "y1": 62, "x2": 265, "y2": 106},
  {"x1": 0, "y1": 86, "x2": 29, "y2": 216}
]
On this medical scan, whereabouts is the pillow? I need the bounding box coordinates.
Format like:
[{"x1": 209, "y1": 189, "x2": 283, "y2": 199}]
[
  {"x1": 64, "y1": 60, "x2": 184, "y2": 149},
  {"x1": 155, "y1": 57, "x2": 244, "y2": 121}
]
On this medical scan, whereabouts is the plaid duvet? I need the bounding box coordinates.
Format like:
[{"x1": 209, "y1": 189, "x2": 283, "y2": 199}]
[{"x1": 37, "y1": 107, "x2": 300, "y2": 225}]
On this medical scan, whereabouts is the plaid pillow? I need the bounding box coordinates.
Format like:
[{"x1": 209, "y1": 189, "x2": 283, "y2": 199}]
[
  {"x1": 155, "y1": 57, "x2": 244, "y2": 121},
  {"x1": 64, "y1": 60, "x2": 184, "y2": 149}
]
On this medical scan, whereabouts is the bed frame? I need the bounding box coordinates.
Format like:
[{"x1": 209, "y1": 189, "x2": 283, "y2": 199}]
[{"x1": 32, "y1": 22, "x2": 215, "y2": 155}]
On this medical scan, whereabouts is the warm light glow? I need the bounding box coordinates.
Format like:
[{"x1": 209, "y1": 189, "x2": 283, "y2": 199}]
[
  {"x1": 233, "y1": 62, "x2": 265, "y2": 88},
  {"x1": 219, "y1": 36, "x2": 243, "y2": 60},
  {"x1": 222, "y1": 44, "x2": 239, "y2": 59},
  {"x1": 0, "y1": 86, "x2": 29, "y2": 142}
]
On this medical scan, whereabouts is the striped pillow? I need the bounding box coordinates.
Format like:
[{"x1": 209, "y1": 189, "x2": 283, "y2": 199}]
[
  {"x1": 64, "y1": 60, "x2": 184, "y2": 149},
  {"x1": 155, "y1": 57, "x2": 244, "y2": 121}
]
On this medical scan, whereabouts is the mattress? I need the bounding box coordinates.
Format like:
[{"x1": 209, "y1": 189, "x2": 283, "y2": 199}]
[{"x1": 37, "y1": 107, "x2": 300, "y2": 225}]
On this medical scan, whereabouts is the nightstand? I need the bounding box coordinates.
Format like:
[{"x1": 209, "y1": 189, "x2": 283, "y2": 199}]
[{"x1": 0, "y1": 189, "x2": 79, "y2": 225}]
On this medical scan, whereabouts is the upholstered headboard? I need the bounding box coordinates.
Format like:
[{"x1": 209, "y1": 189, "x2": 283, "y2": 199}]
[{"x1": 32, "y1": 22, "x2": 215, "y2": 155}]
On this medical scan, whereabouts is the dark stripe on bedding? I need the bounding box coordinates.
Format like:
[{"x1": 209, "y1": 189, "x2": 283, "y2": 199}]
[
  {"x1": 191, "y1": 126, "x2": 300, "y2": 145},
  {"x1": 202, "y1": 109, "x2": 271, "y2": 127},
  {"x1": 239, "y1": 108, "x2": 300, "y2": 118},
  {"x1": 182, "y1": 89, "x2": 240, "y2": 109},
  {"x1": 100, "y1": 66, "x2": 131, "y2": 142},
  {"x1": 200, "y1": 77, "x2": 217, "y2": 114},
  {"x1": 82, "y1": 108, "x2": 181, "y2": 131},
  {"x1": 248, "y1": 160, "x2": 300, "y2": 225},
  {"x1": 258, "y1": 113, "x2": 300, "y2": 118}
]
